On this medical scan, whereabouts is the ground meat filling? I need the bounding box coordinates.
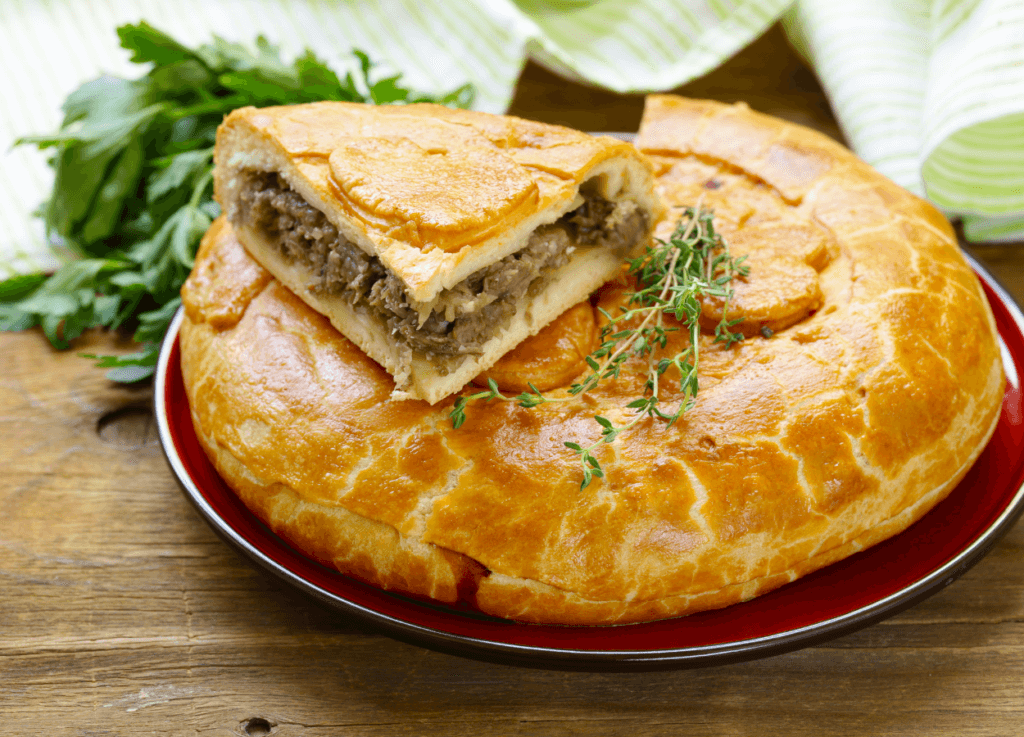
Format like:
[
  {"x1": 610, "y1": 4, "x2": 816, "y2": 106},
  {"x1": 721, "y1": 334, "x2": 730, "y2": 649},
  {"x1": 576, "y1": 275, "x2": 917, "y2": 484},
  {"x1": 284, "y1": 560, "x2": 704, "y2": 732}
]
[{"x1": 236, "y1": 171, "x2": 646, "y2": 359}]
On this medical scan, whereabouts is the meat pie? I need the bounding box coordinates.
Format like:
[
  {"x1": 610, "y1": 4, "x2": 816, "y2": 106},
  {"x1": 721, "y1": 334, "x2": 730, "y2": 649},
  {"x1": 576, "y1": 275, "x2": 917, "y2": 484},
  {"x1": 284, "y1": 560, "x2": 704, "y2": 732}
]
[
  {"x1": 214, "y1": 103, "x2": 664, "y2": 403},
  {"x1": 180, "y1": 96, "x2": 1005, "y2": 625}
]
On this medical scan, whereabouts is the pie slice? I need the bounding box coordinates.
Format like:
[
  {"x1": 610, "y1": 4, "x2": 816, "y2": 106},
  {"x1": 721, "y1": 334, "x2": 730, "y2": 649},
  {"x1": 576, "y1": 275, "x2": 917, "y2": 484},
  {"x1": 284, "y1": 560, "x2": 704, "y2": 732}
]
[{"x1": 214, "y1": 102, "x2": 664, "y2": 403}]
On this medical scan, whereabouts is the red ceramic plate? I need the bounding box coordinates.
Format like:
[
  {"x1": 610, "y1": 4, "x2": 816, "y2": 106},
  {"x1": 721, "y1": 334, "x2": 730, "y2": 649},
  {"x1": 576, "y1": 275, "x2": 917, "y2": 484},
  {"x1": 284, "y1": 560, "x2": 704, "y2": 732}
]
[{"x1": 156, "y1": 255, "x2": 1024, "y2": 671}]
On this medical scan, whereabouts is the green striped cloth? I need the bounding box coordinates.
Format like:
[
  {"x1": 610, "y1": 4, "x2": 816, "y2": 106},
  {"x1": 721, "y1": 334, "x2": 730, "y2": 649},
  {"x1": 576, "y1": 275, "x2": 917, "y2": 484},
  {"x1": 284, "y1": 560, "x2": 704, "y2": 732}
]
[
  {"x1": 784, "y1": 0, "x2": 1024, "y2": 242},
  {"x1": 0, "y1": 0, "x2": 786, "y2": 279},
  {"x1": 3, "y1": 0, "x2": 1021, "y2": 280}
]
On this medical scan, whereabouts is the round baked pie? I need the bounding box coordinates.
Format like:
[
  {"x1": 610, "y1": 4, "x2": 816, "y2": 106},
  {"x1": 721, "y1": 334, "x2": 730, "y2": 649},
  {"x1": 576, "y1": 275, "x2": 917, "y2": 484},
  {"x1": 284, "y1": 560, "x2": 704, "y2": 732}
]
[{"x1": 179, "y1": 96, "x2": 1004, "y2": 625}]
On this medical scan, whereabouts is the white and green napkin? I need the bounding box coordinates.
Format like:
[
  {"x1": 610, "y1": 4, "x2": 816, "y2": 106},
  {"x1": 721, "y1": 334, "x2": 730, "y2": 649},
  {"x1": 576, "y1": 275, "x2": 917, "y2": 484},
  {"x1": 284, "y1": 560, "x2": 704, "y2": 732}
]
[
  {"x1": 2, "y1": 0, "x2": 1021, "y2": 280},
  {"x1": 784, "y1": 0, "x2": 1024, "y2": 243}
]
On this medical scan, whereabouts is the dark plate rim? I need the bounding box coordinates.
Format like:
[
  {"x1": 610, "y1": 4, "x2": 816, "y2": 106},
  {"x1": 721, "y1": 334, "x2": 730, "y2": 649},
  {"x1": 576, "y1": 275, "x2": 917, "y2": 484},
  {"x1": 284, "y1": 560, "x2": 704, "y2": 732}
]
[{"x1": 155, "y1": 253, "x2": 1024, "y2": 671}]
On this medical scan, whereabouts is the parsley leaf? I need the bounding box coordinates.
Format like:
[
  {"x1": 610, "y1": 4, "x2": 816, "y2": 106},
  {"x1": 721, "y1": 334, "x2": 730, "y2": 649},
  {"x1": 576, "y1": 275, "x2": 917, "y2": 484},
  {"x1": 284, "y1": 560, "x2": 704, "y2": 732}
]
[{"x1": 5, "y1": 21, "x2": 474, "y2": 382}]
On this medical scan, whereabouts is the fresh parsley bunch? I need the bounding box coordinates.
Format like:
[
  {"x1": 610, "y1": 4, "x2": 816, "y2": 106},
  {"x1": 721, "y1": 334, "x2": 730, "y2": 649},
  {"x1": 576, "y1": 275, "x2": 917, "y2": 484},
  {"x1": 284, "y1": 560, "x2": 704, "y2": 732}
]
[{"x1": 2, "y1": 22, "x2": 473, "y2": 381}]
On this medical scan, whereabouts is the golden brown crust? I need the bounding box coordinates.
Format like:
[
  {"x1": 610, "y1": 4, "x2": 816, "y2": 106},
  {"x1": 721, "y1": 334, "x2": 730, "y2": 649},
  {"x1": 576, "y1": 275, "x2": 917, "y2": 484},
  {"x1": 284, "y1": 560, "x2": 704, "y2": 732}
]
[
  {"x1": 475, "y1": 300, "x2": 598, "y2": 393},
  {"x1": 181, "y1": 96, "x2": 1004, "y2": 625}
]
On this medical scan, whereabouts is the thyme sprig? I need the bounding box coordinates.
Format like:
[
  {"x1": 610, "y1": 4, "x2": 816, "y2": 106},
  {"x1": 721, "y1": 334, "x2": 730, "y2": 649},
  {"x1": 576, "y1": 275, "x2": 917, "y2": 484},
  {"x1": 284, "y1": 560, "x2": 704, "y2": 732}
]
[{"x1": 450, "y1": 201, "x2": 749, "y2": 489}]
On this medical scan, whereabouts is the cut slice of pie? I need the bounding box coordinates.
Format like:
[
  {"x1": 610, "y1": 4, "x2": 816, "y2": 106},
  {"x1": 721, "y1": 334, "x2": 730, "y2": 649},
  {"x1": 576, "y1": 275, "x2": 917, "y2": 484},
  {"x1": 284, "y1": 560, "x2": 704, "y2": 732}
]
[{"x1": 214, "y1": 102, "x2": 664, "y2": 403}]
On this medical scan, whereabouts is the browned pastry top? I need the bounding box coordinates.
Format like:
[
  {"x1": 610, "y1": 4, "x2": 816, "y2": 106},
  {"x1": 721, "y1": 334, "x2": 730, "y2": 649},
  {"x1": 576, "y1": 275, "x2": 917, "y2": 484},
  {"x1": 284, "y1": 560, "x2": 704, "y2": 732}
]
[
  {"x1": 180, "y1": 96, "x2": 1004, "y2": 625},
  {"x1": 215, "y1": 103, "x2": 659, "y2": 294}
]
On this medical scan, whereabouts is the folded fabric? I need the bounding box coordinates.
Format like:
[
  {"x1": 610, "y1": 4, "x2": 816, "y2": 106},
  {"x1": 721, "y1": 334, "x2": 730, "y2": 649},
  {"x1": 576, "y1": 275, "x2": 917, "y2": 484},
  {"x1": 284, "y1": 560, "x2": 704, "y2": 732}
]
[
  {"x1": 784, "y1": 0, "x2": 1024, "y2": 242},
  {"x1": 5, "y1": 0, "x2": 1019, "y2": 282}
]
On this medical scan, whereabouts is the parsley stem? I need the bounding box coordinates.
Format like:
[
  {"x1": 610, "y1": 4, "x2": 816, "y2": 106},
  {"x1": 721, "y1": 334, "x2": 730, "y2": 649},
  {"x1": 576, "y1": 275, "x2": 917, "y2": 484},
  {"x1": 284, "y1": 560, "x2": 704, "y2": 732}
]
[
  {"x1": 188, "y1": 170, "x2": 214, "y2": 208},
  {"x1": 165, "y1": 96, "x2": 251, "y2": 120}
]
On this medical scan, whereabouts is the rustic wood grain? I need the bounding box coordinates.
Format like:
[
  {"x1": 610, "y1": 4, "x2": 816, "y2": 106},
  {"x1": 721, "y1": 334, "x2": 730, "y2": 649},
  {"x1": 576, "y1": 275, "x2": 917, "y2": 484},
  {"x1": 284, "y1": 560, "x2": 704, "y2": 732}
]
[{"x1": 3, "y1": 22, "x2": 1024, "y2": 736}]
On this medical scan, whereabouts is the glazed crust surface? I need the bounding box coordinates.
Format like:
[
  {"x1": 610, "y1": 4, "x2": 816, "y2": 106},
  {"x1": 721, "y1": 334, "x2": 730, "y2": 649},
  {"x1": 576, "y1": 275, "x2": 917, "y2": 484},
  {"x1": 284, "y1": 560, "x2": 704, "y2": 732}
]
[
  {"x1": 215, "y1": 102, "x2": 662, "y2": 301},
  {"x1": 181, "y1": 96, "x2": 1004, "y2": 625}
]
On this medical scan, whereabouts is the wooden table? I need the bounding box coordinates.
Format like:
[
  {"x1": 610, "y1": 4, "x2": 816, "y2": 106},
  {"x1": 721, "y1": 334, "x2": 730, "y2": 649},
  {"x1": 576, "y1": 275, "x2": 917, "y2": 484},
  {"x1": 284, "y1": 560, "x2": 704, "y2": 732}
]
[{"x1": 3, "y1": 24, "x2": 1023, "y2": 735}]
